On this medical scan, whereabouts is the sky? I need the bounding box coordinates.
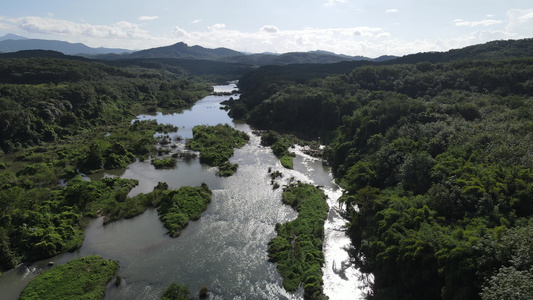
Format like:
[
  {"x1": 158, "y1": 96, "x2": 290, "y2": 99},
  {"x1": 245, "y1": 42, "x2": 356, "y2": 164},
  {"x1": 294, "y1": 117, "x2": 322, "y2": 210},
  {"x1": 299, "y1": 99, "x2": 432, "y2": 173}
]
[{"x1": 1, "y1": 0, "x2": 532, "y2": 58}]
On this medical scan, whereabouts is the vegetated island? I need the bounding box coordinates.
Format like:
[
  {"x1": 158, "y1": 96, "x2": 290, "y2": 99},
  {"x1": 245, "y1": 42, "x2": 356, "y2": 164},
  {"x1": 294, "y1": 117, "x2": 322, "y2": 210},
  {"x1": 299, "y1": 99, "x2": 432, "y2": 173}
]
[
  {"x1": 254, "y1": 130, "x2": 323, "y2": 170},
  {"x1": 19, "y1": 255, "x2": 119, "y2": 300},
  {"x1": 259, "y1": 131, "x2": 296, "y2": 169},
  {"x1": 161, "y1": 282, "x2": 210, "y2": 300},
  {"x1": 0, "y1": 55, "x2": 214, "y2": 271},
  {"x1": 268, "y1": 181, "x2": 329, "y2": 300},
  {"x1": 154, "y1": 182, "x2": 212, "y2": 237},
  {"x1": 186, "y1": 124, "x2": 249, "y2": 176}
]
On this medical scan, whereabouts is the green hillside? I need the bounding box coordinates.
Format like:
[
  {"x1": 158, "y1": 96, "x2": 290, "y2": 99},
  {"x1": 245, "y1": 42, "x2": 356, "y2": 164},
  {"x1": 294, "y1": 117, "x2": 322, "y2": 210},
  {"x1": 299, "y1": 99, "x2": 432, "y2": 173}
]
[{"x1": 226, "y1": 38, "x2": 533, "y2": 299}]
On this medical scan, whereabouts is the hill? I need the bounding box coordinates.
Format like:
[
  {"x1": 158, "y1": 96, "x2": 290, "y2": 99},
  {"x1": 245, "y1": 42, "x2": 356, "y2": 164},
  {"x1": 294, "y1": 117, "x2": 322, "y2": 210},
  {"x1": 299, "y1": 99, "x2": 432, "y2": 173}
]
[
  {"x1": 0, "y1": 49, "x2": 90, "y2": 60},
  {"x1": 0, "y1": 33, "x2": 28, "y2": 41},
  {"x1": 99, "y1": 41, "x2": 392, "y2": 65},
  {"x1": 223, "y1": 37, "x2": 533, "y2": 299},
  {"x1": 126, "y1": 41, "x2": 242, "y2": 59},
  {"x1": 0, "y1": 37, "x2": 132, "y2": 55},
  {"x1": 0, "y1": 34, "x2": 394, "y2": 65},
  {"x1": 391, "y1": 38, "x2": 533, "y2": 64},
  {"x1": 235, "y1": 38, "x2": 533, "y2": 96},
  {"x1": 223, "y1": 51, "x2": 387, "y2": 65},
  {"x1": 103, "y1": 57, "x2": 255, "y2": 82}
]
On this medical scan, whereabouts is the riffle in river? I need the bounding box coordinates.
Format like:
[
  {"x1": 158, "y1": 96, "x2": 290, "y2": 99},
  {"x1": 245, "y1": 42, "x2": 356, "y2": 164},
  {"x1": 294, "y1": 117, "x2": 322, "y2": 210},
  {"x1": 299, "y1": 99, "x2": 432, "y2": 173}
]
[{"x1": 0, "y1": 83, "x2": 365, "y2": 300}]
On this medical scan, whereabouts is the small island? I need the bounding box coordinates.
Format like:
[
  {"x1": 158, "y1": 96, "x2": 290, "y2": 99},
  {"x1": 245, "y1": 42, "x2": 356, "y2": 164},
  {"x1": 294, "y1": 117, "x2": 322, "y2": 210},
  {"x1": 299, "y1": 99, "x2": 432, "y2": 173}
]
[
  {"x1": 186, "y1": 124, "x2": 249, "y2": 176},
  {"x1": 19, "y1": 255, "x2": 119, "y2": 300},
  {"x1": 268, "y1": 181, "x2": 329, "y2": 299}
]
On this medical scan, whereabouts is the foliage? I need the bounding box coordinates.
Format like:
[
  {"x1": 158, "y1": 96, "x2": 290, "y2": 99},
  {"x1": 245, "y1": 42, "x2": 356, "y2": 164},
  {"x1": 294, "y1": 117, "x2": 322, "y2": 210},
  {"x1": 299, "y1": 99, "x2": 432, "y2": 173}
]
[
  {"x1": 152, "y1": 157, "x2": 177, "y2": 169},
  {"x1": 186, "y1": 124, "x2": 249, "y2": 176},
  {"x1": 156, "y1": 183, "x2": 212, "y2": 237},
  {"x1": 217, "y1": 161, "x2": 239, "y2": 177},
  {"x1": 0, "y1": 55, "x2": 211, "y2": 270},
  {"x1": 280, "y1": 156, "x2": 294, "y2": 169},
  {"x1": 161, "y1": 282, "x2": 191, "y2": 300},
  {"x1": 0, "y1": 56, "x2": 210, "y2": 154},
  {"x1": 105, "y1": 57, "x2": 254, "y2": 84},
  {"x1": 19, "y1": 255, "x2": 119, "y2": 300},
  {"x1": 268, "y1": 182, "x2": 329, "y2": 299},
  {"x1": 235, "y1": 49, "x2": 533, "y2": 299},
  {"x1": 198, "y1": 286, "x2": 209, "y2": 298},
  {"x1": 480, "y1": 266, "x2": 533, "y2": 300},
  {"x1": 260, "y1": 130, "x2": 298, "y2": 169}
]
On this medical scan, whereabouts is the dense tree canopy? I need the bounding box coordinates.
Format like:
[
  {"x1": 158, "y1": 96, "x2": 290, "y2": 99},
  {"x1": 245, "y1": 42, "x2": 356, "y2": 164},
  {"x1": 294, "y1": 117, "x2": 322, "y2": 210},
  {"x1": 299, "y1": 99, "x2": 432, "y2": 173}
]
[
  {"x1": 0, "y1": 56, "x2": 213, "y2": 271},
  {"x1": 0, "y1": 57, "x2": 211, "y2": 155},
  {"x1": 229, "y1": 40, "x2": 533, "y2": 299}
]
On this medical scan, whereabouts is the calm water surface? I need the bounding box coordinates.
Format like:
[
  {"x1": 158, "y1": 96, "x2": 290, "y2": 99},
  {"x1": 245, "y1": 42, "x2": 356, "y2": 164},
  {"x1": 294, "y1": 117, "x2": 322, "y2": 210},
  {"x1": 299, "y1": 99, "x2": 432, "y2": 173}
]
[{"x1": 0, "y1": 83, "x2": 364, "y2": 299}]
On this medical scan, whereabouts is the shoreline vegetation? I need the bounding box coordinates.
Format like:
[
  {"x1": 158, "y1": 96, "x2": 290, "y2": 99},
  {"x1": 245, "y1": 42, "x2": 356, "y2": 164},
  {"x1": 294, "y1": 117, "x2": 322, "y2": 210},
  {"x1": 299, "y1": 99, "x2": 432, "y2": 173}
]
[
  {"x1": 268, "y1": 181, "x2": 329, "y2": 300},
  {"x1": 257, "y1": 130, "x2": 323, "y2": 170},
  {"x1": 19, "y1": 255, "x2": 119, "y2": 300},
  {"x1": 0, "y1": 56, "x2": 213, "y2": 271},
  {"x1": 3, "y1": 38, "x2": 533, "y2": 300},
  {"x1": 230, "y1": 42, "x2": 533, "y2": 299},
  {"x1": 155, "y1": 183, "x2": 212, "y2": 237},
  {"x1": 186, "y1": 124, "x2": 249, "y2": 176}
]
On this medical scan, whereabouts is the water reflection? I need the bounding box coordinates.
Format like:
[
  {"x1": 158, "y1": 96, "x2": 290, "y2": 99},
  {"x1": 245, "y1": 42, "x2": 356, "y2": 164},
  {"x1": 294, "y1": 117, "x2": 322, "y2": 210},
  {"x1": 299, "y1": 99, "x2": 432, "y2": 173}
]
[{"x1": 0, "y1": 83, "x2": 363, "y2": 299}]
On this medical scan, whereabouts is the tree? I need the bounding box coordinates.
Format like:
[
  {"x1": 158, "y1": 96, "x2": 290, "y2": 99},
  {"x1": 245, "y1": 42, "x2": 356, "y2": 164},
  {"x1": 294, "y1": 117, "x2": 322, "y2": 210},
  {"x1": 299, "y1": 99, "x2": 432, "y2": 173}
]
[
  {"x1": 162, "y1": 283, "x2": 190, "y2": 300},
  {"x1": 480, "y1": 266, "x2": 533, "y2": 300}
]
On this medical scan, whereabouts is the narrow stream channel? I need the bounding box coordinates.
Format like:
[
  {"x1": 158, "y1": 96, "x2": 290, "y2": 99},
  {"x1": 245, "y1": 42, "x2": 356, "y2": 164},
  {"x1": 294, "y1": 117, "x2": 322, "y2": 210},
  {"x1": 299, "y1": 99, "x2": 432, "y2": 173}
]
[{"x1": 0, "y1": 83, "x2": 364, "y2": 299}]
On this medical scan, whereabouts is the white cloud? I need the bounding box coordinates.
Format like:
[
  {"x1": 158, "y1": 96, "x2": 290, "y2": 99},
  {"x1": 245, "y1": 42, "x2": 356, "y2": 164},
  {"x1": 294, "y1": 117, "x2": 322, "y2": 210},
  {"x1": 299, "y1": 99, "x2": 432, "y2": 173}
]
[
  {"x1": 4, "y1": 7, "x2": 533, "y2": 59},
  {"x1": 139, "y1": 16, "x2": 159, "y2": 21},
  {"x1": 350, "y1": 27, "x2": 384, "y2": 38},
  {"x1": 261, "y1": 25, "x2": 279, "y2": 33},
  {"x1": 13, "y1": 16, "x2": 150, "y2": 39},
  {"x1": 325, "y1": 0, "x2": 347, "y2": 6},
  {"x1": 506, "y1": 8, "x2": 533, "y2": 34},
  {"x1": 173, "y1": 26, "x2": 187, "y2": 38},
  {"x1": 386, "y1": 9, "x2": 399, "y2": 14},
  {"x1": 454, "y1": 18, "x2": 503, "y2": 27},
  {"x1": 192, "y1": 19, "x2": 202, "y2": 24}
]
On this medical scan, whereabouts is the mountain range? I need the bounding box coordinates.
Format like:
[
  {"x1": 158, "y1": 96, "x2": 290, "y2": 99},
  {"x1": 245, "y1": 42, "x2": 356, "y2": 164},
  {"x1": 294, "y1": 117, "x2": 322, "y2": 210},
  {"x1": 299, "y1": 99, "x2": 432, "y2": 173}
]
[
  {"x1": 1, "y1": 34, "x2": 532, "y2": 67},
  {"x1": 0, "y1": 34, "x2": 392, "y2": 65},
  {"x1": 0, "y1": 34, "x2": 132, "y2": 56}
]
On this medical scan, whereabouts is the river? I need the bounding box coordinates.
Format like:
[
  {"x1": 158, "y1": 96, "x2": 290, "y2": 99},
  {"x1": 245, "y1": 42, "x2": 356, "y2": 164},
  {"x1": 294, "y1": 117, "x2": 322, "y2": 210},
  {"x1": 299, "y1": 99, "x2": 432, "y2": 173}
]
[{"x1": 0, "y1": 83, "x2": 365, "y2": 299}]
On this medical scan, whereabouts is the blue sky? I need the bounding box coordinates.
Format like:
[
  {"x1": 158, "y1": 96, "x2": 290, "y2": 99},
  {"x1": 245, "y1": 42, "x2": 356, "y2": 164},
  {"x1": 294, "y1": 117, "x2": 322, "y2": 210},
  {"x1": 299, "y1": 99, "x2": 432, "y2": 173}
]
[{"x1": 1, "y1": 0, "x2": 532, "y2": 57}]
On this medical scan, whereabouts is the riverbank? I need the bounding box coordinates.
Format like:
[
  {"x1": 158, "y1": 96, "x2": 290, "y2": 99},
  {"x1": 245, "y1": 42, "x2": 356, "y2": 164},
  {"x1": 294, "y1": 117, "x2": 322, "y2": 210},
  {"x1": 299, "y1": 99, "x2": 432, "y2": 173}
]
[{"x1": 1, "y1": 83, "x2": 363, "y2": 300}]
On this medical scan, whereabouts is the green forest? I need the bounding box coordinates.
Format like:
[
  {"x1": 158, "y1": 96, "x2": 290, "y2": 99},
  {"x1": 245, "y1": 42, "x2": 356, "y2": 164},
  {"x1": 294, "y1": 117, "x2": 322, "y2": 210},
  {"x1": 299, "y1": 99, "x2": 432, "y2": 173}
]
[
  {"x1": 2, "y1": 38, "x2": 533, "y2": 300},
  {"x1": 227, "y1": 40, "x2": 533, "y2": 299},
  {"x1": 0, "y1": 56, "x2": 214, "y2": 272}
]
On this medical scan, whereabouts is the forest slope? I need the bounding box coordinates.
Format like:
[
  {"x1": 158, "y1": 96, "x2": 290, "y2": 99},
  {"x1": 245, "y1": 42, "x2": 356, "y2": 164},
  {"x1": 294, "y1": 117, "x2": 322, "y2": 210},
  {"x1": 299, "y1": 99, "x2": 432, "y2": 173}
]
[{"x1": 227, "y1": 38, "x2": 533, "y2": 299}]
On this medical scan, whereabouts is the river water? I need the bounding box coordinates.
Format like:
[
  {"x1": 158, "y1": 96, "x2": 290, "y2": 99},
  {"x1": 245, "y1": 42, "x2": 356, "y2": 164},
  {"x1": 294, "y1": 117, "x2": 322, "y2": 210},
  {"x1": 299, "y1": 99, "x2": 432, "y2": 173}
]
[{"x1": 0, "y1": 83, "x2": 365, "y2": 299}]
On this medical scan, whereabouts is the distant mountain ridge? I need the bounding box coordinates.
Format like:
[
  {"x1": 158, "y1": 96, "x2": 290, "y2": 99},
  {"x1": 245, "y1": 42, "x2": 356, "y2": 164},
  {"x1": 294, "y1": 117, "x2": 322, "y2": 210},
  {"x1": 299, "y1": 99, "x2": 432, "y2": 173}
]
[
  {"x1": 0, "y1": 33, "x2": 28, "y2": 41},
  {"x1": 0, "y1": 33, "x2": 393, "y2": 64},
  {"x1": 120, "y1": 41, "x2": 393, "y2": 64},
  {"x1": 390, "y1": 38, "x2": 533, "y2": 64},
  {"x1": 0, "y1": 34, "x2": 132, "y2": 55},
  {"x1": 1, "y1": 34, "x2": 532, "y2": 67},
  {"x1": 126, "y1": 42, "x2": 242, "y2": 60}
]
